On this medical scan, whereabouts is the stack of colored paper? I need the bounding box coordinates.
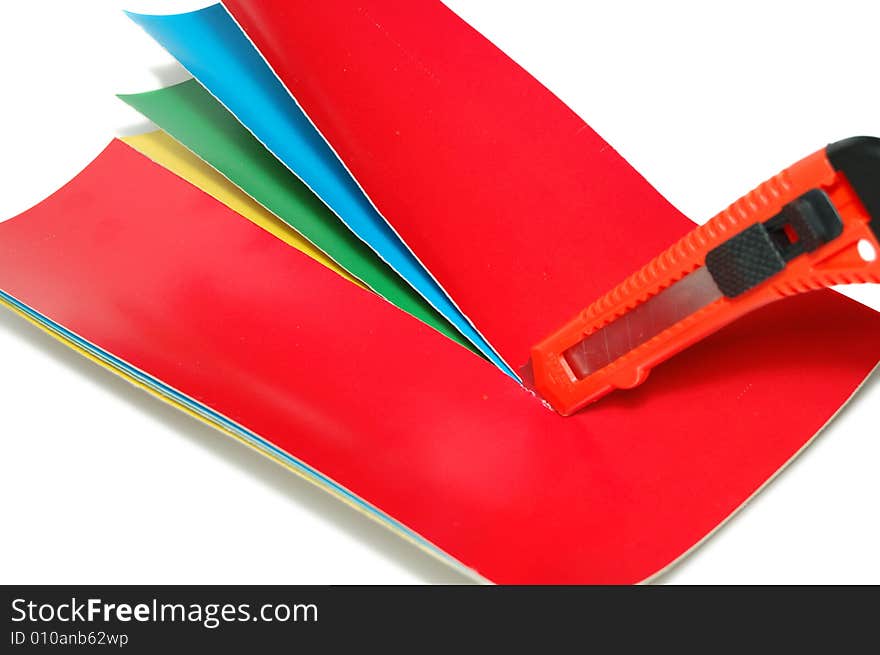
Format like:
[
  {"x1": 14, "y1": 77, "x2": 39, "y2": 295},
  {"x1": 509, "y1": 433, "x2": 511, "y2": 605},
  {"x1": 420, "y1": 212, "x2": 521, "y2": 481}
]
[{"x1": 0, "y1": 1, "x2": 877, "y2": 583}]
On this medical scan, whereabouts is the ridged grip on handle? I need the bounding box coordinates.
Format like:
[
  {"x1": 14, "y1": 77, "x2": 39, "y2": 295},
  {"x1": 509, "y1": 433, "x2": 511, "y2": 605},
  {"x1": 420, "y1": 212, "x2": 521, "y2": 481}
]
[
  {"x1": 581, "y1": 160, "x2": 818, "y2": 331},
  {"x1": 529, "y1": 148, "x2": 841, "y2": 415}
]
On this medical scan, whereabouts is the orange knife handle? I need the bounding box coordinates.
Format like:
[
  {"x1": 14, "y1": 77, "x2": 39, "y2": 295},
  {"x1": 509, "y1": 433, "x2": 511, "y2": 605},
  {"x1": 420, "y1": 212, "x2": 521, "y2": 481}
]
[
  {"x1": 579, "y1": 150, "x2": 833, "y2": 334},
  {"x1": 771, "y1": 138, "x2": 880, "y2": 294},
  {"x1": 530, "y1": 137, "x2": 880, "y2": 416}
]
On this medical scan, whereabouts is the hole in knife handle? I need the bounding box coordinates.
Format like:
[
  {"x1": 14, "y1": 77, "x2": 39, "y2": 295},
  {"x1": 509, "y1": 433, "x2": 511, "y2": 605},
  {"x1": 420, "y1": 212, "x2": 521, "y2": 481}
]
[
  {"x1": 781, "y1": 223, "x2": 800, "y2": 246},
  {"x1": 858, "y1": 239, "x2": 877, "y2": 262}
]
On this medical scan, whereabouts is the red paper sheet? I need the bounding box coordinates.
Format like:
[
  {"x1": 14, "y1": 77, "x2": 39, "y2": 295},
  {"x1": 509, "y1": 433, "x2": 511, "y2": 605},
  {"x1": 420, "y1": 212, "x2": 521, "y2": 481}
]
[
  {"x1": 0, "y1": 140, "x2": 877, "y2": 583},
  {"x1": 222, "y1": 0, "x2": 701, "y2": 367}
]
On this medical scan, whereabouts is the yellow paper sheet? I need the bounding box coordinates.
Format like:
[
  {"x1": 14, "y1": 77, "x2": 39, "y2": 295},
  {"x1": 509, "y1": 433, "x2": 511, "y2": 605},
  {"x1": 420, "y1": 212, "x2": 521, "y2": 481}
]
[{"x1": 122, "y1": 130, "x2": 360, "y2": 286}]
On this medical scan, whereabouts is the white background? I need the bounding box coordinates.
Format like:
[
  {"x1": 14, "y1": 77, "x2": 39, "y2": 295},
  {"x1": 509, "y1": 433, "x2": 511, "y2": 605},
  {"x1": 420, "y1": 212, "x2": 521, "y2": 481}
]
[{"x1": 0, "y1": 0, "x2": 877, "y2": 584}]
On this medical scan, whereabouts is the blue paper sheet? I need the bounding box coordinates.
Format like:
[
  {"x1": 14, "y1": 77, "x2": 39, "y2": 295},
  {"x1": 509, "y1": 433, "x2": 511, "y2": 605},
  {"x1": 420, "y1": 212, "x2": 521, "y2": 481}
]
[{"x1": 127, "y1": 4, "x2": 516, "y2": 379}]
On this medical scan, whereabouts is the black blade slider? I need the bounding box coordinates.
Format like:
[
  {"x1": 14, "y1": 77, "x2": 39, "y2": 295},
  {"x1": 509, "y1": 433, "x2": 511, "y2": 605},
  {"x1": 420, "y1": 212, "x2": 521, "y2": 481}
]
[{"x1": 705, "y1": 189, "x2": 843, "y2": 298}]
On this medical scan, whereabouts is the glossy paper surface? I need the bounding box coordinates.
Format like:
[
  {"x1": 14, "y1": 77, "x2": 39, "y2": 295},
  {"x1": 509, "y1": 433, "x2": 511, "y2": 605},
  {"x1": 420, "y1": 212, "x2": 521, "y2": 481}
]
[
  {"x1": 1, "y1": 141, "x2": 877, "y2": 583},
  {"x1": 122, "y1": 129, "x2": 358, "y2": 286},
  {"x1": 119, "y1": 86, "x2": 468, "y2": 348},
  {"x1": 126, "y1": 6, "x2": 511, "y2": 376}
]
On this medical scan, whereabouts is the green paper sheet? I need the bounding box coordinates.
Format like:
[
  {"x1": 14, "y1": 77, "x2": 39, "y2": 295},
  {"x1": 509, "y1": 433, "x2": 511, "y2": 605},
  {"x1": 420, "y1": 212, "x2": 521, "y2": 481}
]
[{"x1": 119, "y1": 80, "x2": 472, "y2": 351}]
